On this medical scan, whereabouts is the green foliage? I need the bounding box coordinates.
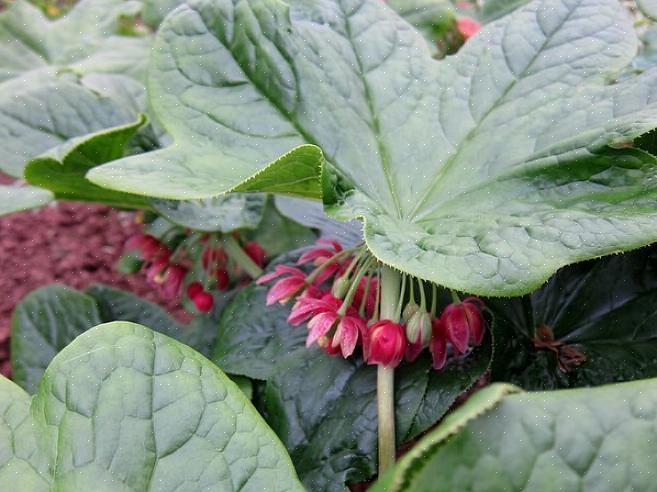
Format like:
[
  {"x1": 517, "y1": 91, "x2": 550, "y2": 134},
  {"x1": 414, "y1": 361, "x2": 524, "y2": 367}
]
[
  {"x1": 488, "y1": 247, "x2": 657, "y2": 390},
  {"x1": 89, "y1": 0, "x2": 657, "y2": 296},
  {"x1": 0, "y1": 322, "x2": 304, "y2": 491},
  {"x1": 372, "y1": 379, "x2": 657, "y2": 492},
  {"x1": 0, "y1": 184, "x2": 53, "y2": 215}
]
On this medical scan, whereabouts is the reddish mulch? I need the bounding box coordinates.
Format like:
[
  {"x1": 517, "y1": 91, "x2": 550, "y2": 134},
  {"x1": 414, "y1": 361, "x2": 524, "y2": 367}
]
[{"x1": 0, "y1": 198, "x2": 187, "y2": 378}]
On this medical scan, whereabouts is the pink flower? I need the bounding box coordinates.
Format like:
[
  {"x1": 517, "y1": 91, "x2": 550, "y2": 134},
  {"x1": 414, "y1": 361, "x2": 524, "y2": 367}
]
[
  {"x1": 364, "y1": 320, "x2": 407, "y2": 368},
  {"x1": 430, "y1": 319, "x2": 448, "y2": 370},
  {"x1": 298, "y1": 239, "x2": 344, "y2": 284},
  {"x1": 306, "y1": 311, "x2": 340, "y2": 348},
  {"x1": 457, "y1": 17, "x2": 481, "y2": 39},
  {"x1": 288, "y1": 292, "x2": 340, "y2": 326},
  {"x1": 440, "y1": 297, "x2": 485, "y2": 354},
  {"x1": 126, "y1": 234, "x2": 169, "y2": 262},
  {"x1": 244, "y1": 241, "x2": 266, "y2": 268},
  {"x1": 146, "y1": 252, "x2": 171, "y2": 284},
  {"x1": 257, "y1": 265, "x2": 307, "y2": 305},
  {"x1": 202, "y1": 246, "x2": 227, "y2": 269},
  {"x1": 331, "y1": 315, "x2": 366, "y2": 357},
  {"x1": 352, "y1": 276, "x2": 378, "y2": 318},
  {"x1": 162, "y1": 264, "x2": 187, "y2": 299}
]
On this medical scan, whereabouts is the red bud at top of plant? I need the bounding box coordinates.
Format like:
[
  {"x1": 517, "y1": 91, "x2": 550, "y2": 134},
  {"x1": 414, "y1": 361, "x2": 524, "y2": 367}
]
[
  {"x1": 364, "y1": 320, "x2": 407, "y2": 368},
  {"x1": 162, "y1": 264, "x2": 187, "y2": 299},
  {"x1": 457, "y1": 17, "x2": 481, "y2": 39},
  {"x1": 244, "y1": 241, "x2": 266, "y2": 268},
  {"x1": 193, "y1": 290, "x2": 214, "y2": 312},
  {"x1": 187, "y1": 281, "x2": 203, "y2": 299},
  {"x1": 216, "y1": 268, "x2": 230, "y2": 291},
  {"x1": 430, "y1": 318, "x2": 448, "y2": 370}
]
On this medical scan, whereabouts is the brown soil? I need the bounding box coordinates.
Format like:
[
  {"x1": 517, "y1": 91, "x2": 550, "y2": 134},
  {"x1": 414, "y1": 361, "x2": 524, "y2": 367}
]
[{"x1": 0, "y1": 198, "x2": 186, "y2": 378}]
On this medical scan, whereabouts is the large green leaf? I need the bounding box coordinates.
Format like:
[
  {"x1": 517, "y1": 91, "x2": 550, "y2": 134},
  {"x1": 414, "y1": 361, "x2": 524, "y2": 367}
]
[
  {"x1": 141, "y1": 0, "x2": 185, "y2": 28},
  {"x1": 480, "y1": 0, "x2": 531, "y2": 22},
  {"x1": 0, "y1": 75, "x2": 139, "y2": 177},
  {"x1": 212, "y1": 272, "x2": 491, "y2": 491},
  {"x1": 0, "y1": 0, "x2": 148, "y2": 82},
  {"x1": 637, "y1": 0, "x2": 657, "y2": 22},
  {"x1": 372, "y1": 379, "x2": 657, "y2": 492},
  {"x1": 0, "y1": 184, "x2": 53, "y2": 216},
  {"x1": 488, "y1": 247, "x2": 657, "y2": 390},
  {"x1": 0, "y1": 322, "x2": 304, "y2": 491},
  {"x1": 24, "y1": 115, "x2": 149, "y2": 208},
  {"x1": 90, "y1": 0, "x2": 657, "y2": 296},
  {"x1": 11, "y1": 284, "x2": 228, "y2": 394}
]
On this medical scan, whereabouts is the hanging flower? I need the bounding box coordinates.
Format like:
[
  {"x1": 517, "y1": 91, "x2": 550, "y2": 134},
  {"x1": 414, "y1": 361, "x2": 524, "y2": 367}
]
[
  {"x1": 161, "y1": 264, "x2": 187, "y2": 299},
  {"x1": 430, "y1": 318, "x2": 448, "y2": 370},
  {"x1": 244, "y1": 241, "x2": 266, "y2": 268},
  {"x1": 364, "y1": 320, "x2": 407, "y2": 368},
  {"x1": 440, "y1": 297, "x2": 485, "y2": 353},
  {"x1": 257, "y1": 265, "x2": 308, "y2": 305}
]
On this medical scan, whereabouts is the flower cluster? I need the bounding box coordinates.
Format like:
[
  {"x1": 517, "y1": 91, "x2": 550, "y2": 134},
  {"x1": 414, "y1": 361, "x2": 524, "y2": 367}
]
[
  {"x1": 124, "y1": 228, "x2": 266, "y2": 314},
  {"x1": 258, "y1": 240, "x2": 486, "y2": 369}
]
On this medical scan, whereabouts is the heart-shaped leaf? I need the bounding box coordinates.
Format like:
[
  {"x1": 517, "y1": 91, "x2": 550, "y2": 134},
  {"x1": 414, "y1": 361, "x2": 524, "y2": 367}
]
[
  {"x1": 90, "y1": 0, "x2": 657, "y2": 296},
  {"x1": 0, "y1": 322, "x2": 304, "y2": 491},
  {"x1": 488, "y1": 247, "x2": 657, "y2": 390},
  {"x1": 11, "y1": 284, "x2": 232, "y2": 394},
  {"x1": 372, "y1": 379, "x2": 657, "y2": 492},
  {"x1": 24, "y1": 115, "x2": 149, "y2": 208},
  {"x1": 212, "y1": 272, "x2": 492, "y2": 491},
  {"x1": 0, "y1": 184, "x2": 53, "y2": 216}
]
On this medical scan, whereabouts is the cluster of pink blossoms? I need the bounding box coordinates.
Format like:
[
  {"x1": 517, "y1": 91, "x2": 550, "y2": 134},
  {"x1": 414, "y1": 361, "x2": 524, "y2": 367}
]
[
  {"x1": 257, "y1": 240, "x2": 486, "y2": 369},
  {"x1": 125, "y1": 232, "x2": 266, "y2": 313}
]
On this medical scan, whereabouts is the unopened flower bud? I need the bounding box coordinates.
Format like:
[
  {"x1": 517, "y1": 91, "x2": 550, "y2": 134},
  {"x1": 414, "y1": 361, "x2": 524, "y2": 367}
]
[
  {"x1": 331, "y1": 275, "x2": 350, "y2": 299},
  {"x1": 364, "y1": 320, "x2": 407, "y2": 368},
  {"x1": 406, "y1": 310, "x2": 432, "y2": 347}
]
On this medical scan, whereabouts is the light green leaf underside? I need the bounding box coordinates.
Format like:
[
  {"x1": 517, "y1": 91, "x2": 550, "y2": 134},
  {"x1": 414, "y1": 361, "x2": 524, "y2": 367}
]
[
  {"x1": 481, "y1": 0, "x2": 532, "y2": 22},
  {"x1": 0, "y1": 184, "x2": 53, "y2": 216},
  {"x1": 151, "y1": 193, "x2": 267, "y2": 232},
  {"x1": 637, "y1": 0, "x2": 657, "y2": 22},
  {"x1": 374, "y1": 379, "x2": 657, "y2": 492},
  {"x1": 1, "y1": 322, "x2": 304, "y2": 492},
  {"x1": 24, "y1": 115, "x2": 149, "y2": 208},
  {"x1": 89, "y1": 0, "x2": 657, "y2": 296}
]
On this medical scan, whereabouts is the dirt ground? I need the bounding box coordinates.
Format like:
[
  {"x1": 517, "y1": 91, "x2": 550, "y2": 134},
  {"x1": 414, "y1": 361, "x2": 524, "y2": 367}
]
[{"x1": 0, "y1": 196, "x2": 185, "y2": 377}]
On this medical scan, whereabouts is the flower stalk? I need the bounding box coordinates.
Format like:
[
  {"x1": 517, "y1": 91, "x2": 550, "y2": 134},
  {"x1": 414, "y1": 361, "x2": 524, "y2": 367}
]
[
  {"x1": 223, "y1": 235, "x2": 263, "y2": 279},
  {"x1": 377, "y1": 265, "x2": 401, "y2": 474}
]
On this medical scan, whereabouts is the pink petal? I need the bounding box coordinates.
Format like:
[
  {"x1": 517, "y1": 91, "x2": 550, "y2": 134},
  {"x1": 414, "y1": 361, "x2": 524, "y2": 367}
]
[
  {"x1": 306, "y1": 313, "x2": 338, "y2": 347},
  {"x1": 257, "y1": 265, "x2": 305, "y2": 284},
  {"x1": 297, "y1": 248, "x2": 333, "y2": 265},
  {"x1": 266, "y1": 277, "x2": 304, "y2": 305}
]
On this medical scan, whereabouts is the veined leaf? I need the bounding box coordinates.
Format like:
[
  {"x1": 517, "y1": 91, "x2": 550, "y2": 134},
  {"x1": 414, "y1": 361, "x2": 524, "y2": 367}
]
[
  {"x1": 24, "y1": 115, "x2": 149, "y2": 208},
  {"x1": 480, "y1": 0, "x2": 531, "y2": 22},
  {"x1": 371, "y1": 379, "x2": 657, "y2": 492},
  {"x1": 488, "y1": 247, "x2": 657, "y2": 390},
  {"x1": 89, "y1": 0, "x2": 657, "y2": 296},
  {"x1": 0, "y1": 184, "x2": 53, "y2": 216},
  {"x1": 0, "y1": 0, "x2": 148, "y2": 82},
  {"x1": 1, "y1": 322, "x2": 304, "y2": 491}
]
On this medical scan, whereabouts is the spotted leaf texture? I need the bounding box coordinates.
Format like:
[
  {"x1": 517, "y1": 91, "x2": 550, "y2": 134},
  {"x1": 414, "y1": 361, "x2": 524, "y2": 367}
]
[
  {"x1": 372, "y1": 379, "x2": 657, "y2": 492},
  {"x1": 89, "y1": 0, "x2": 657, "y2": 296},
  {"x1": 0, "y1": 322, "x2": 304, "y2": 492}
]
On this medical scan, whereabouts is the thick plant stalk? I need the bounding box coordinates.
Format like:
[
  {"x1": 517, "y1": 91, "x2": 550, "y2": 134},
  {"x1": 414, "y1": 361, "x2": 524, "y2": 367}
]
[
  {"x1": 224, "y1": 236, "x2": 263, "y2": 278},
  {"x1": 378, "y1": 265, "x2": 401, "y2": 473}
]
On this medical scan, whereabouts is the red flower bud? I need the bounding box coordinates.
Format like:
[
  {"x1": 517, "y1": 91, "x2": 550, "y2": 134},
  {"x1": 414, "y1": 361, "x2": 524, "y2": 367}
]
[
  {"x1": 430, "y1": 319, "x2": 448, "y2": 370},
  {"x1": 216, "y1": 268, "x2": 230, "y2": 290},
  {"x1": 244, "y1": 241, "x2": 266, "y2": 268},
  {"x1": 364, "y1": 320, "x2": 407, "y2": 368},
  {"x1": 187, "y1": 281, "x2": 204, "y2": 299},
  {"x1": 193, "y1": 291, "x2": 214, "y2": 313},
  {"x1": 162, "y1": 264, "x2": 187, "y2": 299},
  {"x1": 457, "y1": 17, "x2": 481, "y2": 39}
]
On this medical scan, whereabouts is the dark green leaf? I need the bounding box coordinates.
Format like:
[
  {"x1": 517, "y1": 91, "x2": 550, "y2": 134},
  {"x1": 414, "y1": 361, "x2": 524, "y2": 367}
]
[
  {"x1": 0, "y1": 322, "x2": 305, "y2": 491},
  {"x1": 373, "y1": 379, "x2": 657, "y2": 492},
  {"x1": 90, "y1": 0, "x2": 657, "y2": 296},
  {"x1": 24, "y1": 115, "x2": 149, "y2": 208},
  {"x1": 488, "y1": 247, "x2": 657, "y2": 390},
  {"x1": 10, "y1": 285, "x2": 103, "y2": 394}
]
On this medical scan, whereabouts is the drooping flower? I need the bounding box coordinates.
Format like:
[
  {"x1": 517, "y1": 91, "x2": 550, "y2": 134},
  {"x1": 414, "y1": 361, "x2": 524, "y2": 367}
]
[
  {"x1": 430, "y1": 318, "x2": 448, "y2": 370},
  {"x1": 364, "y1": 320, "x2": 407, "y2": 368},
  {"x1": 298, "y1": 239, "x2": 344, "y2": 284},
  {"x1": 126, "y1": 233, "x2": 169, "y2": 262},
  {"x1": 202, "y1": 246, "x2": 228, "y2": 269},
  {"x1": 457, "y1": 17, "x2": 481, "y2": 39},
  {"x1": 330, "y1": 315, "x2": 367, "y2": 358},
  {"x1": 440, "y1": 297, "x2": 485, "y2": 353},
  {"x1": 244, "y1": 241, "x2": 266, "y2": 268},
  {"x1": 257, "y1": 265, "x2": 307, "y2": 305},
  {"x1": 187, "y1": 281, "x2": 204, "y2": 299},
  {"x1": 216, "y1": 268, "x2": 230, "y2": 290},
  {"x1": 161, "y1": 264, "x2": 187, "y2": 299},
  {"x1": 288, "y1": 292, "x2": 340, "y2": 326},
  {"x1": 405, "y1": 309, "x2": 432, "y2": 362}
]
